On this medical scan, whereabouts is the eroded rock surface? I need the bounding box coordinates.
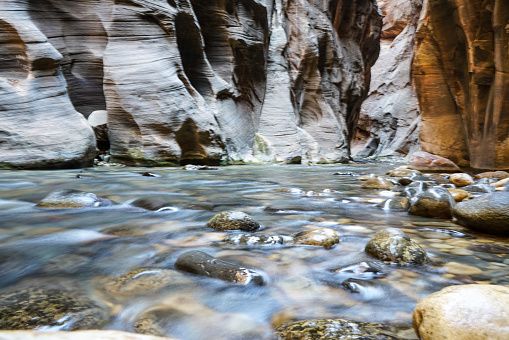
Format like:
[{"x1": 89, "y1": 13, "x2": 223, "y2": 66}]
[
  {"x1": 413, "y1": 0, "x2": 509, "y2": 170},
  {"x1": 0, "y1": 0, "x2": 382, "y2": 168},
  {"x1": 353, "y1": 0, "x2": 423, "y2": 159}
]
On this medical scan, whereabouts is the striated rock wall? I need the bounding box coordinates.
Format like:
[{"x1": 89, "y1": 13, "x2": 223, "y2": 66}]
[
  {"x1": 353, "y1": 0, "x2": 423, "y2": 159},
  {"x1": 413, "y1": 0, "x2": 509, "y2": 170},
  {"x1": 0, "y1": 0, "x2": 382, "y2": 168}
]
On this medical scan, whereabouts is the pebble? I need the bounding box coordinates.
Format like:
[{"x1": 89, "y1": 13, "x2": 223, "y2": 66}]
[{"x1": 443, "y1": 262, "x2": 483, "y2": 275}]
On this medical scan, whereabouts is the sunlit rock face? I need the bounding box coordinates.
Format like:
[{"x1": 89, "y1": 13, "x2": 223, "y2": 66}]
[
  {"x1": 413, "y1": 0, "x2": 509, "y2": 170},
  {"x1": 0, "y1": 0, "x2": 382, "y2": 167},
  {"x1": 353, "y1": 0, "x2": 423, "y2": 159}
]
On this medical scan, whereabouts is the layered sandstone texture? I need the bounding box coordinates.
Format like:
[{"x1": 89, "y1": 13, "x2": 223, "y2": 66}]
[
  {"x1": 413, "y1": 0, "x2": 509, "y2": 170},
  {"x1": 0, "y1": 0, "x2": 382, "y2": 168},
  {"x1": 353, "y1": 0, "x2": 423, "y2": 158}
]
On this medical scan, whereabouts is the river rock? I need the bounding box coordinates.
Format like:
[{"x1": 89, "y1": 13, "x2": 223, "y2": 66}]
[
  {"x1": 35, "y1": 189, "x2": 114, "y2": 209},
  {"x1": 206, "y1": 211, "x2": 260, "y2": 232},
  {"x1": 130, "y1": 197, "x2": 174, "y2": 211},
  {"x1": 492, "y1": 177, "x2": 509, "y2": 188},
  {"x1": 379, "y1": 197, "x2": 411, "y2": 211},
  {"x1": 365, "y1": 228, "x2": 429, "y2": 266},
  {"x1": 174, "y1": 251, "x2": 265, "y2": 285},
  {"x1": 449, "y1": 173, "x2": 474, "y2": 187},
  {"x1": 276, "y1": 319, "x2": 399, "y2": 339},
  {"x1": 333, "y1": 261, "x2": 387, "y2": 280},
  {"x1": 292, "y1": 228, "x2": 339, "y2": 248},
  {"x1": 462, "y1": 183, "x2": 496, "y2": 193},
  {"x1": 453, "y1": 192, "x2": 509, "y2": 235},
  {"x1": 0, "y1": 288, "x2": 108, "y2": 330},
  {"x1": 446, "y1": 188, "x2": 469, "y2": 202},
  {"x1": 387, "y1": 168, "x2": 421, "y2": 178},
  {"x1": 0, "y1": 330, "x2": 176, "y2": 340},
  {"x1": 99, "y1": 268, "x2": 193, "y2": 298},
  {"x1": 475, "y1": 171, "x2": 509, "y2": 180},
  {"x1": 413, "y1": 284, "x2": 509, "y2": 340},
  {"x1": 361, "y1": 177, "x2": 395, "y2": 190},
  {"x1": 408, "y1": 151, "x2": 461, "y2": 173},
  {"x1": 409, "y1": 186, "x2": 455, "y2": 219}
]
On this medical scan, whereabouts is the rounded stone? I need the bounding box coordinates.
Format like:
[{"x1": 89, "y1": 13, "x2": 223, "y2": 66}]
[
  {"x1": 413, "y1": 284, "x2": 509, "y2": 340},
  {"x1": 446, "y1": 188, "x2": 469, "y2": 202},
  {"x1": 453, "y1": 192, "x2": 509, "y2": 235},
  {"x1": 365, "y1": 228, "x2": 429, "y2": 266},
  {"x1": 292, "y1": 228, "x2": 339, "y2": 248},
  {"x1": 387, "y1": 168, "x2": 421, "y2": 178},
  {"x1": 100, "y1": 268, "x2": 193, "y2": 298},
  {"x1": 361, "y1": 177, "x2": 395, "y2": 190},
  {"x1": 409, "y1": 186, "x2": 455, "y2": 219},
  {"x1": 449, "y1": 173, "x2": 474, "y2": 187},
  {"x1": 36, "y1": 189, "x2": 114, "y2": 209},
  {"x1": 206, "y1": 211, "x2": 260, "y2": 231},
  {"x1": 0, "y1": 288, "x2": 109, "y2": 330},
  {"x1": 379, "y1": 197, "x2": 411, "y2": 211},
  {"x1": 276, "y1": 319, "x2": 400, "y2": 339}
]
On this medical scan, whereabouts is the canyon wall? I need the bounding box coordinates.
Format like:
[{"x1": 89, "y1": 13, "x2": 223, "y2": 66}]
[
  {"x1": 353, "y1": 0, "x2": 423, "y2": 159},
  {"x1": 413, "y1": 0, "x2": 509, "y2": 170},
  {"x1": 0, "y1": 0, "x2": 382, "y2": 168}
]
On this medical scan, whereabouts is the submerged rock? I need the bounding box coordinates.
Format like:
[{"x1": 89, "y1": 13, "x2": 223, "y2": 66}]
[
  {"x1": 130, "y1": 197, "x2": 175, "y2": 211},
  {"x1": 99, "y1": 268, "x2": 193, "y2": 298},
  {"x1": 206, "y1": 211, "x2": 260, "y2": 232},
  {"x1": 365, "y1": 228, "x2": 429, "y2": 266},
  {"x1": 379, "y1": 197, "x2": 411, "y2": 211},
  {"x1": 413, "y1": 284, "x2": 509, "y2": 340},
  {"x1": 453, "y1": 192, "x2": 509, "y2": 235},
  {"x1": 0, "y1": 288, "x2": 108, "y2": 330},
  {"x1": 36, "y1": 189, "x2": 114, "y2": 209},
  {"x1": 175, "y1": 251, "x2": 265, "y2": 285},
  {"x1": 409, "y1": 186, "x2": 455, "y2": 219},
  {"x1": 333, "y1": 261, "x2": 387, "y2": 280},
  {"x1": 276, "y1": 319, "x2": 399, "y2": 339},
  {"x1": 292, "y1": 228, "x2": 339, "y2": 248}
]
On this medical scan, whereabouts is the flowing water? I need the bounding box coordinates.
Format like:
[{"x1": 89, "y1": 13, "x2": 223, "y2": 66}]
[{"x1": 0, "y1": 164, "x2": 508, "y2": 339}]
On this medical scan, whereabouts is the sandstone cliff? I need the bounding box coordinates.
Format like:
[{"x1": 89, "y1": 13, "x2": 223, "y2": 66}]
[
  {"x1": 413, "y1": 0, "x2": 509, "y2": 170},
  {"x1": 0, "y1": 0, "x2": 382, "y2": 168},
  {"x1": 353, "y1": 0, "x2": 423, "y2": 159}
]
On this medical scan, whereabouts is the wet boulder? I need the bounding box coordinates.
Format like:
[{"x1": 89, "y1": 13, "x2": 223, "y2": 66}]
[
  {"x1": 276, "y1": 319, "x2": 400, "y2": 339},
  {"x1": 448, "y1": 173, "x2": 474, "y2": 187},
  {"x1": 474, "y1": 171, "x2": 509, "y2": 180},
  {"x1": 408, "y1": 151, "x2": 461, "y2": 173},
  {"x1": 36, "y1": 189, "x2": 114, "y2": 209},
  {"x1": 130, "y1": 197, "x2": 175, "y2": 211},
  {"x1": 0, "y1": 288, "x2": 108, "y2": 330},
  {"x1": 361, "y1": 177, "x2": 395, "y2": 190},
  {"x1": 462, "y1": 183, "x2": 496, "y2": 193},
  {"x1": 386, "y1": 167, "x2": 421, "y2": 178},
  {"x1": 409, "y1": 186, "x2": 455, "y2": 219},
  {"x1": 292, "y1": 228, "x2": 339, "y2": 248},
  {"x1": 365, "y1": 228, "x2": 429, "y2": 266},
  {"x1": 453, "y1": 192, "x2": 509, "y2": 235},
  {"x1": 175, "y1": 251, "x2": 265, "y2": 285},
  {"x1": 413, "y1": 284, "x2": 509, "y2": 340},
  {"x1": 206, "y1": 211, "x2": 260, "y2": 232},
  {"x1": 333, "y1": 261, "x2": 387, "y2": 280}
]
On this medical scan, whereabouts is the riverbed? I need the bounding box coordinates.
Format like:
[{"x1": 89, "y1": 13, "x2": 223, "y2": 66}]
[{"x1": 0, "y1": 163, "x2": 508, "y2": 339}]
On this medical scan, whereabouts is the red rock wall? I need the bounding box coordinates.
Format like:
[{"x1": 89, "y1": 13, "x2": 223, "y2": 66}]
[{"x1": 413, "y1": 0, "x2": 509, "y2": 170}]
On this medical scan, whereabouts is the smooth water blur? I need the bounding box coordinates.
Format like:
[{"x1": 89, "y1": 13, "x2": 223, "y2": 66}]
[{"x1": 0, "y1": 164, "x2": 506, "y2": 339}]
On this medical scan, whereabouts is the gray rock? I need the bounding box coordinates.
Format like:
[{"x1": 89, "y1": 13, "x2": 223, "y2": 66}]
[
  {"x1": 462, "y1": 184, "x2": 496, "y2": 193},
  {"x1": 409, "y1": 186, "x2": 455, "y2": 218},
  {"x1": 0, "y1": 288, "x2": 108, "y2": 330},
  {"x1": 276, "y1": 319, "x2": 400, "y2": 339},
  {"x1": 453, "y1": 192, "x2": 509, "y2": 235},
  {"x1": 0, "y1": 0, "x2": 382, "y2": 167},
  {"x1": 175, "y1": 251, "x2": 265, "y2": 285},
  {"x1": 206, "y1": 211, "x2": 260, "y2": 232},
  {"x1": 365, "y1": 228, "x2": 429, "y2": 265},
  {"x1": 36, "y1": 189, "x2": 114, "y2": 209},
  {"x1": 224, "y1": 234, "x2": 285, "y2": 246}
]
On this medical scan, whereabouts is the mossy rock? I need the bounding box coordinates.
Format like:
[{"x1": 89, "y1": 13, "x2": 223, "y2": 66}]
[
  {"x1": 365, "y1": 228, "x2": 429, "y2": 266},
  {"x1": 36, "y1": 189, "x2": 114, "y2": 209},
  {"x1": 0, "y1": 288, "x2": 108, "y2": 330},
  {"x1": 206, "y1": 211, "x2": 260, "y2": 231},
  {"x1": 275, "y1": 318, "x2": 400, "y2": 339}
]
